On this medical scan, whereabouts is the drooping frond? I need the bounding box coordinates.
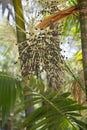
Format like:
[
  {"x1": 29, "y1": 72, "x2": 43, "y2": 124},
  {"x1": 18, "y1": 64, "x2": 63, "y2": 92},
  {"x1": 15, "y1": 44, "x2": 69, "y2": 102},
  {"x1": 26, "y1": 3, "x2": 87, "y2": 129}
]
[
  {"x1": 0, "y1": 72, "x2": 22, "y2": 125},
  {"x1": 36, "y1": 5, "x2": 78, "y2": 29},
  {"x1": 19, "y1": 75, "x2": 87, "y2": 130}
]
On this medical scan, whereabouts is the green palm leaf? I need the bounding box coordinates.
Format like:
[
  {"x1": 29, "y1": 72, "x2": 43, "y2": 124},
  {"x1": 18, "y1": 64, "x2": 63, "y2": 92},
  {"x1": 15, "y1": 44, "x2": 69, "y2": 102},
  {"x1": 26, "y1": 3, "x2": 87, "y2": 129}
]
[
  {"x1": 21, "y1": 76, "x2": 87, "y2": 130},
  {"x1": 0, "y1": 72, "x2": 22, "y2": 125}
]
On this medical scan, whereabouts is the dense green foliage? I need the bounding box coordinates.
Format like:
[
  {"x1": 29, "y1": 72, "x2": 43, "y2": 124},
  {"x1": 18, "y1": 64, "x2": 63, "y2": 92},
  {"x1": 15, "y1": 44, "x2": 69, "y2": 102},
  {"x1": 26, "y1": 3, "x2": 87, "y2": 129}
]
[{"x1": 0, "y1": 72, "x2": 22, "y2": 125}]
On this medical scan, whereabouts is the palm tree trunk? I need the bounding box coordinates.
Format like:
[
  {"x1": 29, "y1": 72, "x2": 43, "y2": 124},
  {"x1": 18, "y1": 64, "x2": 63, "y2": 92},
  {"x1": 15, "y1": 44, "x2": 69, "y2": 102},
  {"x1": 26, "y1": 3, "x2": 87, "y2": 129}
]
[
  {"x1": 13, "y1": 0, "x2": 33, "y2": 129},
  {"x1": 13, "y1": 0, "x2": 26, "y2": 43},
  {"x1": 78, "y1": 0, "x2": 87, "y2": 100},
  {"x1": 13, "y1": 0, "x2": 31, "y2": 82}
]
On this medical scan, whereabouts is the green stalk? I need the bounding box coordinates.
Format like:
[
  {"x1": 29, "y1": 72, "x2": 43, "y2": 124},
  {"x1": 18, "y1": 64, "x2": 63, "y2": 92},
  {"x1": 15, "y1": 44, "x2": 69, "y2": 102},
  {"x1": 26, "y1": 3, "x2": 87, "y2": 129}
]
[
  {"x1": 78, "y1": 0, "x2": 87, "y2": 100},
  {"x1": 13, "y1": 1, "x2": 33, "y2": 130},
  {"x1": 13, "y1": 0, "x2": 26, "y2": 42},
  {"x1": 13, "y1": 0, "x2": 29, "y2": 78}
]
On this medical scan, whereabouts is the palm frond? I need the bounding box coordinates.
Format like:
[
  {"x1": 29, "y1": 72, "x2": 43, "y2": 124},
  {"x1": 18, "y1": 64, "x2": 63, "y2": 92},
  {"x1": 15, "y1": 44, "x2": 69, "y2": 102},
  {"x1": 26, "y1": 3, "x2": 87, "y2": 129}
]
[
  {"x1": 20, "y1": 75, "x2": 87, "y2": 130},
  {"x1": 0, "y1": 72, "x2": 22, "y2": 125}
]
